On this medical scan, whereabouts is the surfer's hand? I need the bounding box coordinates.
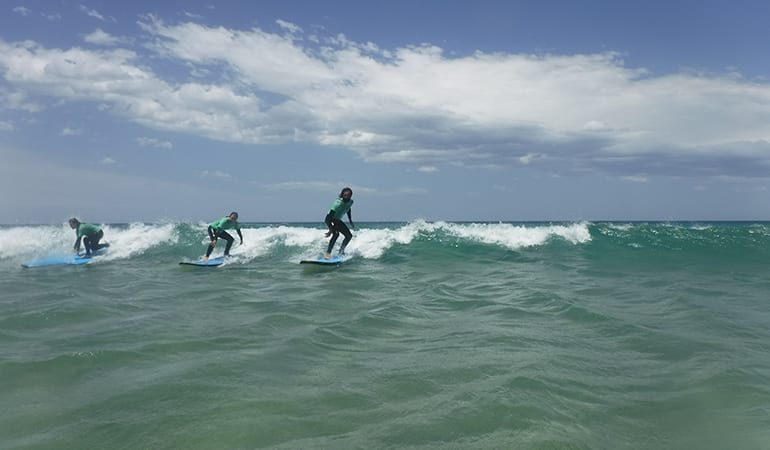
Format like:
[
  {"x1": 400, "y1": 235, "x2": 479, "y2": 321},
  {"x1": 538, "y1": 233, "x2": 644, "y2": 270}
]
[
  {"x1": 325, "y1": 231, "x2": 332, "y2": 237},
  {"x1": 210, "y1": 239, "x2": 217, "y2": 246},
  {"x1": 239, "y1": 240, "x2": 243, "y2": 245}
]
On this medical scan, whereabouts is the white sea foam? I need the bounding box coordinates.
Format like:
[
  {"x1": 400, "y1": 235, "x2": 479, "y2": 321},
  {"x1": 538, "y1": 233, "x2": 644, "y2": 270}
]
[
  {"x1": 234, "y1": 221, "x2": 592, "y2": 261},
  {"x1": 0, "y1": 224, "x2": 73, "y2": 259},
  {"x1": 0, "y1": 223, "x2": 178, "y2": 261},
  {"x1": 437, "y1": 221, "x2": 592, "y2": 249},
  {"x1": 349, "y1": 221, "x2": 425, "y2": 258},
  {"x1": 238, "y1": 226, "x2": 323, "y2": 260},
  {"x1": 233, "y1": 223, "x2": 425, "y2": 261},
  {"x1": 1, "y1": 221, "x2": 591, "y2": 265},
  {"x1": 99, "y1": 223, "x2": 178, "y2": 260}
]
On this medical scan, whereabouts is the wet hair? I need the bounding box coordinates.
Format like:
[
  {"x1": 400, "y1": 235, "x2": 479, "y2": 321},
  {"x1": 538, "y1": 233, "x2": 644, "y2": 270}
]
[
  {"x1": 68, "y1": 218, "x2": 80, "y2": 227},
  {"x1": 229, "y1": 211, "x2": 239, "y2": 218},
  {"x1": 339, "y1": 187, "x2": 353, "y2": 197}
]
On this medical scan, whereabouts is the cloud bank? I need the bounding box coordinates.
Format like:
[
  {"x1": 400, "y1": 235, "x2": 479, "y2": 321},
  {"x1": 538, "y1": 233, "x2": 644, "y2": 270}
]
[{"x1": 2, "y1": 16, "x2": 770, "y2": 179}]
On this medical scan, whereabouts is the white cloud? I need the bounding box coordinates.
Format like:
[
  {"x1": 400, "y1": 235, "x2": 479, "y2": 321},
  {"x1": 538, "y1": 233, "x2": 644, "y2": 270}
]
[
  {"x1": 2, "y1": 19, "x2": 770, "y2": 180},
  {"x1": 621, "y1": 175, "x2": 649, "y2": 183},
  {"x1": 418, "y1": 166, "x2": 439, "y2": 173},
  {"x1": 60, "y1": 127, "x2": 83, "y2": 136},
  {"x1": 276, "y1": 19, "x2": 302, "y2": 35},
  {"x1": 137, "y1": 136, "x2": 173, "y2": 149},
  {"x1": 13, "y1": 6, "x2": 31, "y2": 16},
  {"x1": 84, "y1": 28, "x2": 122, "y2": 46},
  {"x1": 0, "y1": 121, "x2": 14, "y2": 131},
  {"x1": 201, "y1": 170, "x2": 232, "y2": 179},
  {"x1": 100, "y1": 157, "x2": 116, "y2": 165},
  {"x1": 266, "y1": 181, "x2": 340, "y2": 191},
  {"x1": 79, "y1": 4, "x2": 105, "y2": 21},
  {"x1": 0, "y1": 88, "x2": 43, "y2": 112}
]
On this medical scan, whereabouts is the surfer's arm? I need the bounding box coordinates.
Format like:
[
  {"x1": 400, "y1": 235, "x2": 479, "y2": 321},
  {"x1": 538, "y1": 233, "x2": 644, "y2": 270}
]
[
  {"x1": 237, "y1": 228, "x2": 243, "y2": 244},
  {"x1": 207, "y1": 226, "x2": 218, "y2": 244},
  {"x1": 347, "y1": 210, "x2": 354, "y2": 229}
]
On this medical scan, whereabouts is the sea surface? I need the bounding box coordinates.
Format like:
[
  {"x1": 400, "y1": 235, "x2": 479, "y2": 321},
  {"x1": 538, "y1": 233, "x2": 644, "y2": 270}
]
[{"x1": 1, "y1": 221, "x2": 770, "y2": 449}]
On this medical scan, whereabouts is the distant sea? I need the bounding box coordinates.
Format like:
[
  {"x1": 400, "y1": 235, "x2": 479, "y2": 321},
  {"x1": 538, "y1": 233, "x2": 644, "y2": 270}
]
[{"x1": 2, "y1": 221, "x2": 769, "y2": 449}]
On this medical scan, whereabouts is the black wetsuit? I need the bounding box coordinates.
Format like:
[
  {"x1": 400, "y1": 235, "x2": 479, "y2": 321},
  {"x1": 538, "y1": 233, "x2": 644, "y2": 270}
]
[
  {"x1": 325, "y1": 211, "x2": 353, "y2": 254},
  {"x1": 205, "y1": 226, "x2": 243, "y2": 258}
]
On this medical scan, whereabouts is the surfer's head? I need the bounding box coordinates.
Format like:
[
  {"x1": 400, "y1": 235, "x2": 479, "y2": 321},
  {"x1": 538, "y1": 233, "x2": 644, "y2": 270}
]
[
  {"x1": 340, "y1": 187, "x2": 353, "y2": 201},
  {"x1": 68, "y1": 218, "x2": 80, "y2": 229},
  {"x1": 228, "y1": 212, "x2": 239, "y2": 221}
]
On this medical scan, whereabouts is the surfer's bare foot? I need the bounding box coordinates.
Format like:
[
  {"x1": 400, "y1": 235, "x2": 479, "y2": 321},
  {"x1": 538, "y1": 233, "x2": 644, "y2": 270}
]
[
  {"x1": 325, "y1": 253, "x2": 332, "y2": 259},
  {"x1": 203, "y1": 256, "x2": 209, "y2": 262}
]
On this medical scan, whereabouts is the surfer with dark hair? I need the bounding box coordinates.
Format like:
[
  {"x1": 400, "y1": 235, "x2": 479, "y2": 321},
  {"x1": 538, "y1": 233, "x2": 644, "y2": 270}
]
[
  {"x1": 69, "y1": 218, "x2": 108, "y2": 258},
  {"x1": 324, "y1": 187, "x2": 355, "y2": 259},
  {"x1": 204, "y1": 212, "x2": 243, "y2": 261}
]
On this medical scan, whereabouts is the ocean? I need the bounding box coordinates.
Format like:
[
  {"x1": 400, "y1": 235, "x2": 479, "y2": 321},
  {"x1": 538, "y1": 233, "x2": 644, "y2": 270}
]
[{"x1": 1, "y1": 221, "x2": 769, "y2": 449}]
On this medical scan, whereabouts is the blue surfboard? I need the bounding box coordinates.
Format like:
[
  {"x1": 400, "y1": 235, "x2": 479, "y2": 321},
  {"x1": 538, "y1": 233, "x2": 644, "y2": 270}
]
[
  {"x1": 179, "y1": 256, "x2": 226, "y2": 267},
  {"x1": 299, "y1": 255, "x2": 345, "y2": 266},
  {"x1": 21, "y1": 248, "x2": 108, "y2": 268}
]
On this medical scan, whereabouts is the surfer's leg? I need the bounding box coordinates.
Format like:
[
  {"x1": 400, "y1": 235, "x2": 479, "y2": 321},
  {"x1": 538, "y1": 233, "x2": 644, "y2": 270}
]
[
  {"x1": 204, "y1": 226, "x2": 218, "y2": 259},
  {"x1": 326, "y1": 226, "x2": 340, "y2": 256},
  {"x1": 83, "y1": 231, "x2": 101, "y2": 256},
  {"x1": 220, "y1": 231, "x2": 234, "y2": 255},
  {"x1": 91, "y1": 230, "x2": 105, "y2": 250},
  {"x1": 338, "y1": 222, "x2": 352, "y2": 254}
]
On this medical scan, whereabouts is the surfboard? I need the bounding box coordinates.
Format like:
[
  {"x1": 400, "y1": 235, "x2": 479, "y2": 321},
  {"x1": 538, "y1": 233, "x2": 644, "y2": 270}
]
[
  {"x1": 179, "y1": 256, "x2": 226, "y2": 267},
  {"x1": 299, "y1": 255, "x2": 345, "y2": 266},
  {"x1": 21, "y1": 248, "x2": 108, "y2": 268}
]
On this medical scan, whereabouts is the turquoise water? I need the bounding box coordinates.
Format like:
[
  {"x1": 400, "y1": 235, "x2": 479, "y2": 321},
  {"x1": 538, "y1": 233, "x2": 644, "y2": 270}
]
[{"x1": 2, "y1": 221, "x2": 770, "y2": 449}]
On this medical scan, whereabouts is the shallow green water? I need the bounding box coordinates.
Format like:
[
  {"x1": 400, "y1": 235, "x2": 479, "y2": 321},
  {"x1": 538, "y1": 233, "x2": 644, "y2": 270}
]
[{"x1": 2, "y1": 222, "x2": 770, "y2": 449}]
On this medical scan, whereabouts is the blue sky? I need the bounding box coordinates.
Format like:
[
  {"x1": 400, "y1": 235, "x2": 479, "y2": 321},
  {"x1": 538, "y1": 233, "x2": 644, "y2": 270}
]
[{"x1": 2, "y1": 0, "x2": 770, "y2": 224}]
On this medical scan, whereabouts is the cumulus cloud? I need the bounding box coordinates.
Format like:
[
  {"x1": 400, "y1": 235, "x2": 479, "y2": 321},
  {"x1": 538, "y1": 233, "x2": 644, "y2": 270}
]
[
  {"x1": 84, "y1": 28, "x2": 123, "y2": 46},
  {"x1": 0, "y1": 88, "x2": 43, "y2": 112},
  {"x1": 1, "y1": 18, "x2": 770, "y2": 180}
]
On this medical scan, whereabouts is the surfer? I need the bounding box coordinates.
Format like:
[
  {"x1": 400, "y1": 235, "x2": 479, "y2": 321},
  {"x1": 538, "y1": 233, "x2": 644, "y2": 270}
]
[
  {"x1": 324, "y1": 187, "x2": 355, "y2": 259},
  {"x1": 69, "y1": 218, "x2": 108, "y2": 258},
  {"x1": 204, "y1": 212, "x2": 243, "y2": 261}
]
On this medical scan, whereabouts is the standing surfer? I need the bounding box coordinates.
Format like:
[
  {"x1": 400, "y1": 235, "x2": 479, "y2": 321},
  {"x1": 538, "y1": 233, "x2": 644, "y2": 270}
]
[
  {"x1": 324, "y1": 187, "x2": 355, "y2": 259},
  {"x1": 204, "y1": 212, "x2": 243, "y2": 261}
]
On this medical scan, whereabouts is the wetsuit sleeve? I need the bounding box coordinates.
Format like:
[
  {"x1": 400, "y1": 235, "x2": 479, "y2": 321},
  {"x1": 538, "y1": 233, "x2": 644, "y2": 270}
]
[
  {"x1": 237, "y1": 228, "x2": 243, "y2": 242},
  {"x1": 347, "y1": 209, "x2": 354, "y2": 227},
  {"x1": 73, "y1": 235, "x2": 82, "y2": 251}
]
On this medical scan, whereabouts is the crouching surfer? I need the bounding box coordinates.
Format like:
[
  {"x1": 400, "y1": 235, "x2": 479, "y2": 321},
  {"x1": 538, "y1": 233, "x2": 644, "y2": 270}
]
[
  {"x1": 69, "y1": 218, "x2": 109, "y2": 258},
  {"x1": 204, "y1": 212, "x2": 243, "y2": 262}
]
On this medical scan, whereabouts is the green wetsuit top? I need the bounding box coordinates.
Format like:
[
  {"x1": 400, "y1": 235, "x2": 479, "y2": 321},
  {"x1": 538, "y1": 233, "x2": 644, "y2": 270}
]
[
  {"x1": 210, "y1": 217, "x2": 241, "y2": 231},
  {"x1": 76, "y1": 223, "x2": 102, "y2": 238},
  {"x1": 329, "y1": 198, "x2": 354, "y2": 220}
]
